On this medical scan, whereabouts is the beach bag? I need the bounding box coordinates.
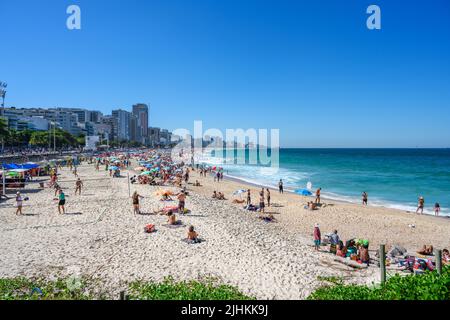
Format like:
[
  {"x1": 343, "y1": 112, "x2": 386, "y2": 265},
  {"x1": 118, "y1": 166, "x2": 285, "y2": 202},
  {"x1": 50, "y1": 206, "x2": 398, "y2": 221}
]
[{"x1": 144, "y1": 224, "x2": 155, "y2": 233}]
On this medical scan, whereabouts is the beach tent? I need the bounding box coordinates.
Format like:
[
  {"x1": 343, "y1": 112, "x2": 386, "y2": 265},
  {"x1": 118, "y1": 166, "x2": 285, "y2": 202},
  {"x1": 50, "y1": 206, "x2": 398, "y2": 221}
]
[{"x1": 295, "y1": 189, "x2": 312, "y2": 196}]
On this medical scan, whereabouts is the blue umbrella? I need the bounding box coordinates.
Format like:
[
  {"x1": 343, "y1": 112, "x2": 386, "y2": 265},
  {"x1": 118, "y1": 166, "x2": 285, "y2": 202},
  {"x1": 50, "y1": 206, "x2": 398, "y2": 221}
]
[
  {"x1": 109, "y1": 166, "x2": 119, "y2": 170},
  {"x1": 295, "y1": 189, "x2": 312, "y2": 196}
]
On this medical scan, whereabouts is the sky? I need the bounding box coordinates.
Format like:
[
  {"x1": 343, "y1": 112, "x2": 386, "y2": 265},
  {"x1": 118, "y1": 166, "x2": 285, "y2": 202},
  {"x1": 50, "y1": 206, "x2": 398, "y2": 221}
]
[{"x1": 1, "y1": 0, "x2": 450, "y2": 148}]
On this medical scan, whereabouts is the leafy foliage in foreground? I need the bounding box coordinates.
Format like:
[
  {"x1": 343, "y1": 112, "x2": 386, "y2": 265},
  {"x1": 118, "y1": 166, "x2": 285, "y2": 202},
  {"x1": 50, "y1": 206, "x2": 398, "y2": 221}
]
[
  {"x1": 0, "y1": 277, "x2": 91, "y2": 300},
  {"x1": 0, "y1": 276, "x2": 252, "y2": 300},
  {"x1": 128, "y1": 277, "x2": 254, "y2": 300},
  {"x1": 309, "y1": 266, "x2": 450, "y2": 300}
]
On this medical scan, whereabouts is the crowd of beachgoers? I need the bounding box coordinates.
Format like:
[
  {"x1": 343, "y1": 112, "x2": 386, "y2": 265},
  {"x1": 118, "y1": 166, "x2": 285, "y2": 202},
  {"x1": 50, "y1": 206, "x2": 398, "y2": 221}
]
[{"x1": 0, "y1": 148, "x2": 449, "y2": 298}]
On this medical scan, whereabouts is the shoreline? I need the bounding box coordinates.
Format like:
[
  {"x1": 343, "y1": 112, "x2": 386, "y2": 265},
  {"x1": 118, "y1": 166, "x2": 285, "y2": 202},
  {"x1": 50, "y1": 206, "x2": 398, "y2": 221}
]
[{"x1": 221, "y1": 173, "x2": 450, "y2": 221}]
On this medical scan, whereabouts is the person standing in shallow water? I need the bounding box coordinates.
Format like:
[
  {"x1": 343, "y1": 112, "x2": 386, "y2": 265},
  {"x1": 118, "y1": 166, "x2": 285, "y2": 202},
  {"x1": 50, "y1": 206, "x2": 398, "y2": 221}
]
[
  {"x1": 416, "y1": 196, "x2": 424, "y2": 214},
  {"x1": 362, "y1": 192, "x2": 368, "y2": 205}
]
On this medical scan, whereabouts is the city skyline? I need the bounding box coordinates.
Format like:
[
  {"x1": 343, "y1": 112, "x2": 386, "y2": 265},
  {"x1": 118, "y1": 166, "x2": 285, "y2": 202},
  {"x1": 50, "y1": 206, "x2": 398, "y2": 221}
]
[{"x1": 1, "y1": 0, "x2": 450, "y2": 147}]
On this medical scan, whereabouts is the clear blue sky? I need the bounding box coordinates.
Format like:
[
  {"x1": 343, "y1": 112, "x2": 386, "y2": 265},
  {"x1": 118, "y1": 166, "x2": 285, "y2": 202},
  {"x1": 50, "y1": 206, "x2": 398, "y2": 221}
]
[{"x1": 1, "y1": 0, "x2": 450, "y2": 147}]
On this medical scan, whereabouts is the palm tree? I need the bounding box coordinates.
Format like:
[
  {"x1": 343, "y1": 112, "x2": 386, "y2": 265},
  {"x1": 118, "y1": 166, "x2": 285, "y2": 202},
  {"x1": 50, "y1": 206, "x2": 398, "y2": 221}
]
[{"x1": 0, "y1": 118, "x2": 9, "y2": 152}]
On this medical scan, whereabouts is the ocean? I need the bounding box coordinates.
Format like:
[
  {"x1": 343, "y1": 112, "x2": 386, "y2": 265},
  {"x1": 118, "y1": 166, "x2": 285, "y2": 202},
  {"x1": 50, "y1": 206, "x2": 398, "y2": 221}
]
[{"x1": 199, "y1": 148, "x2": 450, "y2": 216}]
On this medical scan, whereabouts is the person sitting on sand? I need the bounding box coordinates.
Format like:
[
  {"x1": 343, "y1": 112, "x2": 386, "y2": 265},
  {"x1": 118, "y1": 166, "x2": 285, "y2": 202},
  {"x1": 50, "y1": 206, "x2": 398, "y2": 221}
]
[
  {"x1": 329, "y1": 230, "x2": 340, "y2": 254},
  {"x1": 187, "y1": 225, "x2": 199, "y2": 242},
  {"x1": 443, "y1": 249, "x2": 449, "y2": 264},
  {"x1": 194, "y1": 180, "x2": 201, "y2": 187},
  {"x1": 259, "y1": 214, "x2": 276, "y2": 222},
  {"x1": 217, "y1": 192, "x2": 226, "y2": 200},
  {"x1": 346, "y1": 239, "x2": 357, "y2": 258},
  {"x1": 359, "y1": 244, "x2": 370, "y2": 266},
  {"x1": 167, "y1": 210, "x2": 178, "y2": 225},
  {"x1": 417, "y1": 245, "x2": 434, "y2": 255},
  {"x1": 336, "y1": 241, "x2": 347, "y2": 257},
  {"x1": 212, "y1": 191, "x2": 217, "y2": 199}
]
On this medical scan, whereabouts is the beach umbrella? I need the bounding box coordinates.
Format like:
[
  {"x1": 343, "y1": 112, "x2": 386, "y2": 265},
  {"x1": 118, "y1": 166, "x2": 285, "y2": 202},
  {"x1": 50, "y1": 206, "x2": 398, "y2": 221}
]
[
  {"x1": 140, "y1": 171, "x2": 152, "y2": 175},
  {"x1": 295, "y1": 189, "x2": 312, "y2": 196},
  {"x1": 109, "y1": 166, "x2": 119, "y2": 170},
  {"x1": 233, "y1": 189, "x2": 247, "y2": 195},
  {"x1": 6, "y1": 171, "x2": 20, "y2": 177}
]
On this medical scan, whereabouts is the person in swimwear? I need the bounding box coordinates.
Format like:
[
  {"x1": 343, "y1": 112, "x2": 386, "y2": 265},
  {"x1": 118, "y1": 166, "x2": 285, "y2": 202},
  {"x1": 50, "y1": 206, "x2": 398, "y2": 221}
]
[
  {"x1": 246, "y1": 189, "x2": 251, "y2": 206},
  {"x1": 187, "y1": 225, "x2": 198, "y2": 241},
  {"x1": 315, "y1": 188, "x2": 322, "y2": 204},
  {"x1": 266, "y1": 188, "x2": 271, "y2": 207},
  {"x1": 177, "y1": 191, "x2": 186, "y2": 214},
  {"x1": 434, "y1": 203, "x2": 440, "y2": 216},
  {"x1": 75, "y1": 178, "x2": 83, "y2": 195},
  {"x1": 132, "y1": 191, "x2": 144, "y2": 215},
  {"x1": 15, "y1": 191, "x2": 23, "y2": 215},
  {"x1": 167, "y1": 210, "x2": 177, "y2": 225},
  {"x1": 416, "y1": 196, "x2": 424, "y2": 214},
  {"x1": 362, "y1": 191, "x2": 368, "y2": 205},
  {"x1": 58, "y1": 189, "x2": 66, "y2": 215},
  {"x1": 259, "y1": 191, "x2": 265, "y2": 213}
]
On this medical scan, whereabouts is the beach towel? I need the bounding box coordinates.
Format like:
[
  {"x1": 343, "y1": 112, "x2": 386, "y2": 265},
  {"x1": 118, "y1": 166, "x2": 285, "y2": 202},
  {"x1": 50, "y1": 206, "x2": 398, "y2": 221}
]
[
  {"x1": 162, "y1": 223, "x2": 184, "y2": 229},
  {"x1": 144, "y1": 224, "x2": 156, "y2": 233},
  {"x1": 182, "y1": 238, "x2": 204, "y2": 244}
]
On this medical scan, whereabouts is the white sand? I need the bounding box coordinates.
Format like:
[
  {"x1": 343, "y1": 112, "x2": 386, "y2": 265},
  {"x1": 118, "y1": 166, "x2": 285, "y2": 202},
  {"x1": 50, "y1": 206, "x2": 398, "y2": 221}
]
[{"x1": 0, "y1": 163, "x2": 380, "y2": 299}]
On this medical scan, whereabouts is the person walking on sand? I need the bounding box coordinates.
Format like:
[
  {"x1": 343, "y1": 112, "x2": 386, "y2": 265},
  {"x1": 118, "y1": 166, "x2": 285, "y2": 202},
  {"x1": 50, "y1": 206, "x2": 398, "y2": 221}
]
[
  {"x1": 362, "y1": 191, "x2": 368, "y2": 205},
  {"x1": 246, "y1": 189, "x2": 251, "y2": 206},
  {"x1": 266, "y1": 188, "x2": 271, "y2": 207},
  {"x1": 132, "y1": 191, "x2": 144, "y2": 215},
  {"x1": 75, "y1": 178, "x2": 83, "y2": 195},
  {"x1": 58, "y1": 189, "x2": 66, "y2": 214},
  {"x1": 434, "y1": 202, "x2": 440, "y2": 216},
  {"x1": 313, "y1": 223, "x2": 321, "y2": 251},
  {"x1": 278, "y1": 179, "x2": 284, "y2": 194},
  {"x1": 15, "y1": 192, "x2": 23, "y2": 215},
  {"x1": 177, "y1": 190, "x2": 186, "y2": 214},
  {"x1": 315, "y1": 188, "x2": 322, "y2": 204},
  {"x1": 416, "y1": 196, "x2": 424, "y2": 214}
]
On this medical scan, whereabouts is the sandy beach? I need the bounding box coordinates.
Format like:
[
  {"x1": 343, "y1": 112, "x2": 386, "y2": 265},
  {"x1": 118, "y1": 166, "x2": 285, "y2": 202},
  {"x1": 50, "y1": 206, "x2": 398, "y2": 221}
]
[{"x1": 0, "y1": 161, "x2": 448, "y2": 299}]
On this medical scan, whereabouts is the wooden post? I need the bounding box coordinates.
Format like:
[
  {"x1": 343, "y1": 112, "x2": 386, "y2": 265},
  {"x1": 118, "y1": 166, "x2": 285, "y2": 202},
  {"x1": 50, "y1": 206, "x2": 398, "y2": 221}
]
[
  {"x1": 435, "y1": 249, "x2": 442, "y2": 275},
  {"x1": 119, "y1": 291, "x2": 125, "y2": 300},
  {"x1": 380, "y1": 244, "x2": 386, "y2": 284}
]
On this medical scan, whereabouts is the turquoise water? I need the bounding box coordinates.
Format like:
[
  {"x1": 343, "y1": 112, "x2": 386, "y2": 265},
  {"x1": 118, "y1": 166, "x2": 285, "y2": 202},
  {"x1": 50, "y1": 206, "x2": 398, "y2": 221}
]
[{"x1": 201, "y1": 148, "x2": 450, "y2": 216}]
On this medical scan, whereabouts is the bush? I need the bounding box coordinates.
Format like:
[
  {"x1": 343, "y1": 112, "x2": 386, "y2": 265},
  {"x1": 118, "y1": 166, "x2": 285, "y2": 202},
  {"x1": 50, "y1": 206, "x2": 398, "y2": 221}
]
[
  {"x1": 308, "y1": 266, "x2": 450, "y2": 300},
  {"x1": 0, "y1": 277, "x2": 91, "y2": 300},
  {"x1": 128, "y1": 277, "x2": 254, "y2": 300}
]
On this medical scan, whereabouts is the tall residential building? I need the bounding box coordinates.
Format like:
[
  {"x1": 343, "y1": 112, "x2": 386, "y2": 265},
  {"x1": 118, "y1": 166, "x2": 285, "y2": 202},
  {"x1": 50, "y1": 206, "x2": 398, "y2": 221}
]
[
  {"x1": 101, "y1": 116, "x2": 118, "y2": 141},
  {"x1": 112, "y1": 109, "x2": 131, "y2": 141},
  {"x1": 132, "y1": 103, "x2": 149, "y2": 144}
]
